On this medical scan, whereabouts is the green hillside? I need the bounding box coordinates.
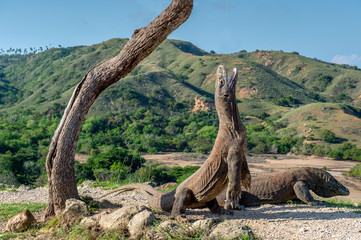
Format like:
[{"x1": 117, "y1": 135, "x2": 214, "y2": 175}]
[
  {"x1": 239, "y1": 50, "x2": 361, "y2": 107},
  {"x1": 1, "y1": 38, "x2": 361, "y2": 186},
  {"x1": 1, "y1": 38, "x2": 361, "y2": 141},
  {"x1": 278, "y1": 103, "x2": 361, "y2": 146},
  {"x1": 0, "y1": 39, "x2": 322, "y2": 114}
]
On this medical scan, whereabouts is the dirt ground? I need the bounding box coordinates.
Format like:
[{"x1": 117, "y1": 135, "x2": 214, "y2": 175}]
[{"x1": 142, "y1": 153, "x2": 361, "y2": 204}]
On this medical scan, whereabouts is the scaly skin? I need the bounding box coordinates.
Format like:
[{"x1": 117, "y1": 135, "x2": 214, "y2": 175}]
[
  {"x1": 99, "y1": 65, "x2": 251, "y2": 216},
  {"x1": 215, "y1": 167, "x2": 350, "y2": 207}
]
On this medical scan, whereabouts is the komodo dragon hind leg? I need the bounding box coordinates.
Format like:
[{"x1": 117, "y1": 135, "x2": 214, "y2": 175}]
[
  {"x1": 293, "y1": 181, "x2": 324, "y2": 206},
  {"x1": 171, "y1": 188, "x2": 196, "y2": 216}
]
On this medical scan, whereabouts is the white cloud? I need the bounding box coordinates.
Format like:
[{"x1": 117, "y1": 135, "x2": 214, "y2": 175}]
[{"x1": 331, "y1": 54, "x2": 361, "y2": 67}]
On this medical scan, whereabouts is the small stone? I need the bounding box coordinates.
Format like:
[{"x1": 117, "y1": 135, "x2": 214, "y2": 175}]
[
  {"x1": 80, "y1": 180, "x2": 96, "y2": 188},
  {"x1": 158, "y1": 221, "x2": 178, "y2": 230},
  {"x1": 99, "y1": 204, "x2": 148, "y2": 230},
  {"x1": 210, "y1": 221, "x2": 254, "y2": 239},
  {"x1": 128, "y1": 209, "x2": 156, "y2": 237},
  {"x1": 18, "y1": 184, "x2": 32, "y2": 191},
  {"x1": 62, "y1": 198, "x2": 90, "y2": 222},
  {"x1": 80, "y1": 211, "x2": 108, "y2": 228},
  {"x1": 192, "y1": 219, "x2": 214, "y2": 229},
  {"x1": 6, "y1": 209, "x2": 36, "y2": 232},
  {"x1": 99, "y1": 199, "x2": 120, "y2": 209}
]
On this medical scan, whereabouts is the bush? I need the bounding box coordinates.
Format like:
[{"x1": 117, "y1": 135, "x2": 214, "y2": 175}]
[
  {"x1": 313, "y1": 145, "x2": 331, "y2": 156},
  {"x1": 328, "y1": 143, "x2": 361, "y2": 161},
  {"x1": 168, "y1": 165, "x2": 200, "y2": 184},
  {"x1": 149, "y1": 166, "x2": 176, "y2": 185},
  {"x1": 349, "y1": 163, "x2": 361, "y2": 179},
  {"x1": 318, "y1": 129, "x2": 339, "y2": 143},
  {"x1": 87, "y1": 147, "x2": 144, "y2": 172},
  {"x1": 75, "y1": 147, "x2": 144, "y2": 183}
]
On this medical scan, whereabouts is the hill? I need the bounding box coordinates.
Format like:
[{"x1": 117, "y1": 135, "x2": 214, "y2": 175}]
[
  {"x1": 278, "y1": 103, "x2": 361, "y2": 146},
  {"x1": 239, "y1": 50, "x2": 361, "y2": 107},
  {"x1": 1, "y1": 38, "x2": 361, "y2": 187},
  {"x1": 1, "y1": 38, "x2": 361, "y2": 142}
]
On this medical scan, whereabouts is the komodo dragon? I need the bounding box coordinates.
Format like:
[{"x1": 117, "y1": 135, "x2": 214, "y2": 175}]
[
  {"x1": 214, "y1": 167, "x2": 350, "y2": 207},
  {"x1": 99, "y1": 65, "x2": 251, "y2": 216},
  {"x1": 100, "y1": 167, "x2": 349, "y2": 212}
]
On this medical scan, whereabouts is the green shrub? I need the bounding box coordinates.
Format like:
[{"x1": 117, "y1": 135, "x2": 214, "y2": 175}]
[
  {"x1": 349, "y1": 163, "x2": 361, "y2": 179},
  {"x1": 177, "y1": 166, "x2": 199, "y2": 183},
  {"x1": 149, "y1": 166, "x2": 176, "y2": 185},
  {"x1": 75, "y1": 147, "x2": 144, "y2": 183},
  {"x1": 313, "y1": 145, "x2": 331, "y2": 156},
  {"x1": 318, "y1": 129, "x2": 339, "y2": 143},
  {"x1": 328, "y1": 143, "x2": 361, "y2": 161}
]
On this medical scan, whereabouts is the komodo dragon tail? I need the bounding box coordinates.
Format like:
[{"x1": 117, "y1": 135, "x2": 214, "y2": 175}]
[{"x1": 97, "y1": 183, "x2": 167, "y2": 210}]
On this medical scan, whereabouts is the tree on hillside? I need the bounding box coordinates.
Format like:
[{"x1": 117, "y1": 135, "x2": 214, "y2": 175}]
[{"x1": 45, "y1": 0, "x2": 193, "y2": 218}]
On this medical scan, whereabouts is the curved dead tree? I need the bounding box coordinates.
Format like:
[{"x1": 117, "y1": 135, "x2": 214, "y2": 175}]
[{"x1": 45, "y1": 0, "x2": 193, "y2": 218}]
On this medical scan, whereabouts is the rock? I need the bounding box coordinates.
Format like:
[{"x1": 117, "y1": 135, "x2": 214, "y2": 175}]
[
  {"x1": 158, "y1": 220, "x2": 179, "y2": 230},
  {"x1": 6, "y1": 209, "x2": 36, "y2": 232},
  {"x1": 80, "y1": 180, "x2": 96, "y2": 188},
  {"x1": 18, "y1": 184, "x2": 32, "y2": 191},
  {"x1": 209, "y1": 221, "x2": 254, "y2": 239},
  {"x1": 99, "y1": 204, "x2": 147, "y2": 230},
  {"x1": 99, "y1": 199, "x2": 121, "y2": 209},
  {"x1": 192, "y1": 219, "x2": 214, "y2": 229},
  {"x1": 80, "y1": 216, "x2": 98, "y2": 228},
  {"x1": 128, "y1": 209, "x2": 156, "y2": 237},
  {"x1": 62, "y1": 198, "x2": 90, "y2": 222},
  {"x1": 80, "y1": 211, "x2": 108, "y2": 228}
]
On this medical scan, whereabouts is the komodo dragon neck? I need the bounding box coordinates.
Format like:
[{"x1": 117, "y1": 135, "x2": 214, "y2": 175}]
[
  {"x1": 215, "y1": 68, "x2": 245, "y2": 141},
  {"x1": 216, "y1": 93, "x2": 244, "y2": 140}
]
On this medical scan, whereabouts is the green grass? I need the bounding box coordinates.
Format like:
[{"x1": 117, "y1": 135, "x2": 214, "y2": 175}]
[
  {"x1": 0, "y1": 202, "x2": 46, "y2": 221},
  {"x1": 323, "y1": 198, "x2": 360, "y2": 209}
]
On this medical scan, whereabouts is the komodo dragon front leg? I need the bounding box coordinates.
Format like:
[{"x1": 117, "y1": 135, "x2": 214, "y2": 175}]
[
  {"x1": 171, "y1": 189, "x2": 229, "y2": 216},
  {"x1": 293, "y1": 181, "x2": 325, "y2": 206},
  {"x1": 224, "y1": 145, "x2": 250, "y2": 210}
]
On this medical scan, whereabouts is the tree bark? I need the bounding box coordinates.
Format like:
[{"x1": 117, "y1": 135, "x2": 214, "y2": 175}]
[{"x1": 45, "y1": 0, "x2": 193, "y2": 218}]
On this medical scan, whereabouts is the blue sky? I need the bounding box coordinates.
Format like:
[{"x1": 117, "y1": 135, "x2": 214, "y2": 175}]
[{"x1": 1, "y1": 0, "x2": 361, "y2": 67}]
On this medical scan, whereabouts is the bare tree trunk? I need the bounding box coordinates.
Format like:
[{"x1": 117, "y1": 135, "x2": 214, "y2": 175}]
[{"x1": 45, "y1": 0, "x2": 193, "y2": 218}]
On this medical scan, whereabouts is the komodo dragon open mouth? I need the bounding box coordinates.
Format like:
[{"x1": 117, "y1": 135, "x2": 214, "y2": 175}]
[{"x1": 228, "y1": 68, "x2": 237, "y2": 88}]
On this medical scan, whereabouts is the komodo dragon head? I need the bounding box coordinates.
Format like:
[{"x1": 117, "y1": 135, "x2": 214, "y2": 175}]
[
  {"x1": 215, "y1": 65, "x2": 238, "y2": 122},
  {"x1": 308, "y1": 168, "x2": 349, "y2": 197}
]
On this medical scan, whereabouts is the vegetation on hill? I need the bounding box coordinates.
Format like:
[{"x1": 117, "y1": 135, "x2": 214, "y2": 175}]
[{"x1": 1, "y1": 38, "x2": 361, "y2": 185}]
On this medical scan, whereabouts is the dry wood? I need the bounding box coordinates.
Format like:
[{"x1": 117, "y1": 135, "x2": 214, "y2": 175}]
[{"x1": 45, "y1": 0, "x2": 193, "y2": 218}]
